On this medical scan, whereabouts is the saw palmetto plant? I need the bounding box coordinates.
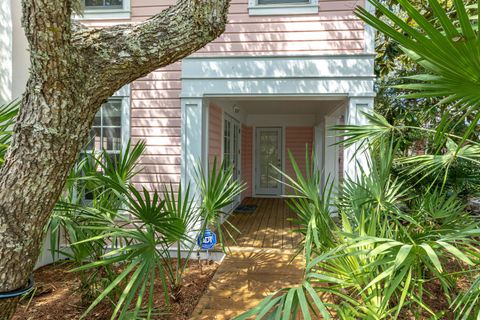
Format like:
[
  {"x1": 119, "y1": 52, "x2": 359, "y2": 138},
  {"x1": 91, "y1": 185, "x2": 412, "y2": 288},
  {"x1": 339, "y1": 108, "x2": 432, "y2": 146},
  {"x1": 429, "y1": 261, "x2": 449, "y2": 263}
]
[{"x1": 236, "y1": 1, "x2": 480, "y2": 318}]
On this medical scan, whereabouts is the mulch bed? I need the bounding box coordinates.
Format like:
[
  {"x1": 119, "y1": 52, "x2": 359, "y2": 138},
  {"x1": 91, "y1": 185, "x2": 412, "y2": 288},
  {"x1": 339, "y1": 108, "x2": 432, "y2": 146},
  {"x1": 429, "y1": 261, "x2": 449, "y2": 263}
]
[{"x1": 13, "y1": 260, "x2": 219, "y2": 320}]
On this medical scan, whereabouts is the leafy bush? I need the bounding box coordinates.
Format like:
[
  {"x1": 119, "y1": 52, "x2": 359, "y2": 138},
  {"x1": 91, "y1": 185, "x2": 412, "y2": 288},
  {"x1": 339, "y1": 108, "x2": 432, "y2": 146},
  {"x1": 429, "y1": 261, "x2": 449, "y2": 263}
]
[
  {"x1": 236, "y1": 140, "x2": 480, "y2": 319},
  {"x1": 235, "y1": 0, "x2": 480, "y2": 311},
  {"x1": 47, "y1": 145, "x2": 243, "y2": 319}
]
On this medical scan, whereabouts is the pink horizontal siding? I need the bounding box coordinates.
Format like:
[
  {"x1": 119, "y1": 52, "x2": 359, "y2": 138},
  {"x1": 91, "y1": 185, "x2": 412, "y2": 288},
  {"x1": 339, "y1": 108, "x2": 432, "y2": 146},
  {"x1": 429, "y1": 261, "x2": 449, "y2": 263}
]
[
  {"x1": 131, "y1": 0, "x2": 366, "y2": 55},
  {"x1": 130, "y1": 61, "x2": 182, "y2": 191},
  {"x1": 285, "y1": 127, "x2": 314, "y2": 194},
  {"x1": 208, "y1": 103, "x2": 223, "y2": 170},
  {"x1": 241, "y1": 126, "x2": 253, "y2": 199},
  {"x1": 85, "y1": 1, "x2": 366, "y2": 193}
]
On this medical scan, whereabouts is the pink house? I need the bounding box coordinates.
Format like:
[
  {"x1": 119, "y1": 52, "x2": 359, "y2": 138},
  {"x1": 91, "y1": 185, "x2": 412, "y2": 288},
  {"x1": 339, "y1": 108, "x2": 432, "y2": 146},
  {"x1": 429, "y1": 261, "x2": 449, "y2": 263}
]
[{"x1": 2, "y1": 0, "x2": 375, "y2": 214}]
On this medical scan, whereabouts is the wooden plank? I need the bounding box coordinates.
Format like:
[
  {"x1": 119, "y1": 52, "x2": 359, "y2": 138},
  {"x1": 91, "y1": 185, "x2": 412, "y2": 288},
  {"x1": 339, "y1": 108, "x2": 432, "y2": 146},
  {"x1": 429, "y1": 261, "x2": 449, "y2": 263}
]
[
  {"x1": 271, "y1": 198, "x2": 282, "y2": 248},
  {"x1": 191, "y1": 248, "x2": 304, "y2": 320},
  {"x1": 252, "y1": 198, "x2": 271, "y2": 248},
  {"x1": 246, "y1": 198, "x2": 266, "y2": 247},
  {"x1": 262, "y1": 198, "x2": 277, "y2": 248}
]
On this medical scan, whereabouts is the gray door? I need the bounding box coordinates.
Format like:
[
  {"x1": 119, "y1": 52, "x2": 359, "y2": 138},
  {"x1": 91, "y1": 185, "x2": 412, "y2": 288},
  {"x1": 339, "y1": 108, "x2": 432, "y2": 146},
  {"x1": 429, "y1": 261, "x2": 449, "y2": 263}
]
[{"x1": 255, "y1": 127, "x2": 282, "y2": 196}]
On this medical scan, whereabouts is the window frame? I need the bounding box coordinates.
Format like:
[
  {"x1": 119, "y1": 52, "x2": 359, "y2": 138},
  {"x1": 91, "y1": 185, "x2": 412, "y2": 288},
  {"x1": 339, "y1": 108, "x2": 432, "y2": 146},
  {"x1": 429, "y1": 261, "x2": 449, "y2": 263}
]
[
  {"x1": 84, "y1": 0, "x2": 124, "y2": 10},
  {"x1": 248, "y1": 0, "x2": 319, "y2": 16},
  {"x1": 78, "y1": 85, "x2": 130, "y2": 204},
  {"x1": 77, "y1": 0, "x2": 131, "y2": 20},
  {"x1": 84, "y1": 85, "x2": 130, "y2": 157}
]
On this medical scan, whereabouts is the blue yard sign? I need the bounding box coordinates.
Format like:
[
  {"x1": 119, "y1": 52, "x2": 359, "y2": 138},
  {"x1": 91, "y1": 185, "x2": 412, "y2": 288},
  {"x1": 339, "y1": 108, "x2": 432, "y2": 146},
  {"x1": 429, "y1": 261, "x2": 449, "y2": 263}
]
[{"x1": 197, "y1": 228, "x2": 217, "y2": 250}]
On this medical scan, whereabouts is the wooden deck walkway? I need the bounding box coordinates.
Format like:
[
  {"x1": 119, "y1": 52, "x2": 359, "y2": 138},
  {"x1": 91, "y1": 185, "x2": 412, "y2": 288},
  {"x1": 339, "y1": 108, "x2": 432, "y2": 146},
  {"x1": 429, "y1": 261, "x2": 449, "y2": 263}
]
[
  {"x1": 224, "y1": 197, "x2": 303, "y2": 250},
  {"x1": 191, "y1": 198, "x2": 304, "y2": 320}
]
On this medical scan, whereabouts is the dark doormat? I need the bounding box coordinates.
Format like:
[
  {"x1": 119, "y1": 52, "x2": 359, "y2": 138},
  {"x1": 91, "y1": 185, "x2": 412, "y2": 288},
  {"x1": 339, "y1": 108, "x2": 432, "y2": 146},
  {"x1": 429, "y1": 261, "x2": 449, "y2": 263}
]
[{"x1": 234, "y1": 204, "x2": 258, "y2": 214}]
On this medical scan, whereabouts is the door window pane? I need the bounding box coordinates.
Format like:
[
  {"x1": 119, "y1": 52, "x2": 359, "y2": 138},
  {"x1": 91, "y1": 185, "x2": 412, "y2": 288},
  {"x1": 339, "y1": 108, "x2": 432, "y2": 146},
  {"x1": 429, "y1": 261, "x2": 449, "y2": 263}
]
[{"x1": 258, "y1": 129, "x2": 280, "y2": 190}]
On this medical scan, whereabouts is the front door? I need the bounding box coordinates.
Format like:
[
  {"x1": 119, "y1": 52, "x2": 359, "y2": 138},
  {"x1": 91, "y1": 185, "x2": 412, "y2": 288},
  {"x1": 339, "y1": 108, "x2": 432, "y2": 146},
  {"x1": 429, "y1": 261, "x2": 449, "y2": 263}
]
[
  {"x1": 255, "y1": 127, "x2": 282, "y2": 196},
  {"x1": 224, "y1": 114, "x2": 241, "y2": 212}
]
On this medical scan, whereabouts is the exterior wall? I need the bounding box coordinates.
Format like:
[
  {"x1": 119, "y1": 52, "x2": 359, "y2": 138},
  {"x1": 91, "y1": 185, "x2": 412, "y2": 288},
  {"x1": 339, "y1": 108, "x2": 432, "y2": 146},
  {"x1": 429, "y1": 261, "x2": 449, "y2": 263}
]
[
  {"x1": 132, "y1": 0, "x2": 366, "y2": 55},
  {"x1": 0, "y1": 0, "x2": 30, "y2": 104},
  {"x1": 208, "y1": 103, "x2": 223, "y2": 169},
  {"x1": 130, "y1": 62, "x2": 182, "y2": 192},
  {"x1": 285, "y1": 126, "x2": 314, "y2": 193},
  {"x1": 4, "y1": 0, "x2": 373, "y2": 196},
  {"x1": 241, "y1": 125, "x2": 253, "y2": 199},
  {"x1": 128, "y1": 0, "x2": 370, "y2": 192}
]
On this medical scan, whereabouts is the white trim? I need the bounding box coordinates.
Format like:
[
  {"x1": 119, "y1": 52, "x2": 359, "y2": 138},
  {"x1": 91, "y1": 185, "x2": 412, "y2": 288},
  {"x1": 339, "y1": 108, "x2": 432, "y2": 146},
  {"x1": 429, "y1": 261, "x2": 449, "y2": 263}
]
[
  {"x1": 183, "y1": 56, "x2": 374, "y2": 79},
  {"x1": 121, "y1": 96, "x2": 130, "y2": 150},
  {"x1": 185, "y1": 53, "x2": 376, "y2": 59},
  {"x1": 1, "y1": 0, "x2": 29, "y2": 103},
  {"x1": 248, "y1": 0, "x2": 318, "y2": 16},
  {"x1": 364, "y1": 0, "x2": 376, "y2": 54},
  {"x1": 223, "y1": 113, "x2": 242, "y2": 208},
  {"x1": 344, "y1": 97, "x2": 374, "y2": 180},
  {"x1": 181, "y1": 55, "x2": 375, "y2": 198},
  {"x1": 246, "y1": 114, "x2": 317, "y2": 127},
  {"x1": 249, "y1": 4, "x2": 318, "y2": 16},
  {"x1": 112, "y1": 85, "x2": 131, "y2": 149},
  {"x1": 181, "y1": 55, "x2": 375, "y2": 99},
  {"x1": 75, "y1": 0, "x2": 131, "y2": 20},
  {"x1": 314, "y1": 122, "x2": 324, "y2": 182},
  {"x1": 181, "y1": 99, "x2": 206, "y2": 198},
  {"x1": 324, "y1": 115, "x2": 340, "y2": 192}
]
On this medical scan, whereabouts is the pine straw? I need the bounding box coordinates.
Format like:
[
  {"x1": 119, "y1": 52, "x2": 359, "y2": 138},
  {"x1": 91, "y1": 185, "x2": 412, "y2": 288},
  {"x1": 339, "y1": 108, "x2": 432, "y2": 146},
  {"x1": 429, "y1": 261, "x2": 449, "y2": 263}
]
[{"x1": 13, "y1": 260, "x2": 219, "y2": 320}]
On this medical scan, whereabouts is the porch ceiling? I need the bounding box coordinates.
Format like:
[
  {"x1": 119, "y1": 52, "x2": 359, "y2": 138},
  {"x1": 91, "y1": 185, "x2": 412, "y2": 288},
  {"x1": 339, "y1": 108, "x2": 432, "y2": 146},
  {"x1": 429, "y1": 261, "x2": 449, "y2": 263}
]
[{"x1": 212, "y1": 97, "x2": 346, "y2": 115}]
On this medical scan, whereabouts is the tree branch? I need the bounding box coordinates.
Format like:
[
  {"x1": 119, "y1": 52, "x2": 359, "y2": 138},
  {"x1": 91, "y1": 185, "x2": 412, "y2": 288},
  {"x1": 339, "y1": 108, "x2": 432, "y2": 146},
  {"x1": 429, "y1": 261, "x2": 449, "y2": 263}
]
[{"x1": 72, "y1": 0, "x2": 230, "y2": 102}]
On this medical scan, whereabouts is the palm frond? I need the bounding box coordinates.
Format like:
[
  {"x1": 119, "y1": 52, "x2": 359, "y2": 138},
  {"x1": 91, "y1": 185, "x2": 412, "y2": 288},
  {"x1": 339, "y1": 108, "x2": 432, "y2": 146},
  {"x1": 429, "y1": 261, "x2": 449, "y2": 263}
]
[{"x1": 357, "y1": 0, "x2": 480, "y2": 109}]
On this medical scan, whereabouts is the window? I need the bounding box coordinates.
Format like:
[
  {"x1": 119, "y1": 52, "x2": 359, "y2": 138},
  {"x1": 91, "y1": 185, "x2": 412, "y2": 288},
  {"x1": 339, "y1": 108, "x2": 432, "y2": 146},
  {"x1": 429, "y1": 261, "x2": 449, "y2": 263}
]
[
  {"x1": 78, "y1": 0, "x2": 130, "y2": 20},
  {"x1": 248, "y1": 0, "x2": 318, "y2": 15},
  {"x1": 84, "y1": 0, "x2": 123, "y2": 9},
  {"x1": 86, "y1": 99, "x2": 123, "y2": 154},
  {"x1": 258, "y1": 0, "x2": 308, "y2": 4},
  {"x1": 84, "y1": 85, "x2": 130, "y2": 156},
  {"x1": 77, "y1": 86, "x2": 129, "y2": 201}
]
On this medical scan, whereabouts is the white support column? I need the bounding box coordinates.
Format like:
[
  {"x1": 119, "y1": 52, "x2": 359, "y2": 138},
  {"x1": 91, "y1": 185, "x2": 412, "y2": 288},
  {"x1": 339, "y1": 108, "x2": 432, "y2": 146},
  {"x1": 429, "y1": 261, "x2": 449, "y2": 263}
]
[
  {"x1": 344, "y1": 97, "x2": 374, "y2": 180},
  {"x1": 364, "y1": 0, "x2": 376, "y2": 54},
  {"x1": 181, "y1": 98, "x2": 208, "y2": 196},
  {"x1": 314, "y1": 121, "x2": 324, "y2": 183},
  {"x1": 324, "y1": 115, "x2": 340, "y2": 192}
]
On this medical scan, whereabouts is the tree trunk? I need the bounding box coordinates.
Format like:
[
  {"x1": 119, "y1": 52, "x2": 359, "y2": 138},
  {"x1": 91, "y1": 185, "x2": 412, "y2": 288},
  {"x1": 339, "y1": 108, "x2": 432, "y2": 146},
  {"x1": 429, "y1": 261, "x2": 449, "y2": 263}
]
[{"x1": 0, "y1": 0, "x2": 229, "y2": 318}]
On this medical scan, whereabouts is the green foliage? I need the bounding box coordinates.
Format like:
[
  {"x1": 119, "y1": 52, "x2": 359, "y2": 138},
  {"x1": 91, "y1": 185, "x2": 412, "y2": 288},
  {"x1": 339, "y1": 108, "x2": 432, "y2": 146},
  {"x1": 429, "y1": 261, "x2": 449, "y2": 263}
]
[
  {"x1": 195, "y1": 158, "x2": 245, "y2": 250},
  {"x1": 275, "y1": 148, "x2": 336, "y2": 260},
  {"x1": 236, "y1": 0, "x2": 480, "y2": 311},
  {"x1": 47, "y1": 141, "x2": 146, "y2": 305},
  {"x1": 360, "y1": 0, "x2": 480, "y2": 108},
  {"x1": 236, "y1": 143, "x2": 480, "y2": 319},
  {"x1": 335, "y1": 112, "x2": 480, "y2": 195},
  {"x1": 72, "y1": 181, "x2": 185, "y2": 320},
  {"x1": 452, "y1": 277, "x2": 480, "y2": 320},
  {"x1": 46, "y1": 145, "x2": 244, "y2": 319},
  {"x1": 162, "y1": 183, "x2": 201, "y2": 301},
  {"x1": 372, "y1": 0, "x2": 480, "y2": 169}
]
